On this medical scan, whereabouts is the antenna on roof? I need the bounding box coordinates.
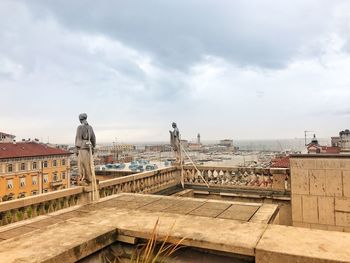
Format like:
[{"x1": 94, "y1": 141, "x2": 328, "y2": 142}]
[{"x1": 304, "y1": 130, "x2": 314, "y2": 146}]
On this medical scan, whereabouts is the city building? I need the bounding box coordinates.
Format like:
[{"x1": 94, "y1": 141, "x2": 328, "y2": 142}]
[
  {"x1": 219, "y1": 139, "x2": 234, "y2": 147},
  {"x1": 0, "y1": 141, "x2": 71, "y2": 201},
  {"x1": 307, "y1": 134, "x2": 340, "y2": 154},
  {"x1": 188, "y1": 143, "x2": 201, "y2": 151},
  {"x1": 180, "y1": 140, "x2": 188, "y2": 149},
  {"x1": 144, "y1": 145, "x2": 169, "y2": 152},
  {"x1": 331, "y1": 136, "x2": 340, "y2": 147},
  {"x1": 0, "y1": 132, "x2": 15, "y2": 143},
  {"x1": 197, "y1": 133, "x2": 201, "y2": 144},
  {"x1": 339, "y1": 129, "x2": 350, "y2": 152},
  {"x1": 97, "y1": 144, "x2": 135, "y2": 153}
]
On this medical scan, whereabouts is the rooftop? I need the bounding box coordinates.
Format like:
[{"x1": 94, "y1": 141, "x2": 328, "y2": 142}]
[
  {"x1": 271, "y1": 156, "x2": 290, "y2": 168},
  {"x1": 0, "y1": 132, "x2": 15, "y2": 138},
  {"x1": 0, "y1": 193, "x2": 278, "y2": 262},
  {"x1": 0, "y1": 142, "x2": 71, "y2": 159}
]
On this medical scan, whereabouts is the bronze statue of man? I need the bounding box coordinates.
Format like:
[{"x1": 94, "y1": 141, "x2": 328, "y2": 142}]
[
  {"x1": 75, "y1": 113, "x2": 96, "y2": 186},
  {"x1": 169, "y1": 122, "x2": 181, "y2": 163}
]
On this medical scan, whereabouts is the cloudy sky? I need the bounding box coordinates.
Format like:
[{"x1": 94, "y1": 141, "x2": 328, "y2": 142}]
[{"x1": 1, "y1": 0, "x2": 350, "y2": 144}]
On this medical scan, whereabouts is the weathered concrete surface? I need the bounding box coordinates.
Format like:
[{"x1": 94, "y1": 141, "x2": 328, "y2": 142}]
[
  {"x1": 0, "y1": 193, "x2": 276, "y2": 263},
  {"x1": 256, "y1": 224, "x2": 350, "y2": 263}
]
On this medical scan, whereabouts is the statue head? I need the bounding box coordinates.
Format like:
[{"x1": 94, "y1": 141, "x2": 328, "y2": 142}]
[
  {"x1": 172, "y1": 122, "x2": 177, "y2": 128},
  {"x1": 79, "y1": 113, "x2": 88, "y2": 123}
]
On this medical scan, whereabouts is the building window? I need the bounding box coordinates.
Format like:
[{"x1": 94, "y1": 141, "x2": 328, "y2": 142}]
[
  {"x1": 62, "y1": 159, "x2": 66, "y2": 166},
  {"x1": 53, "y1": 173, "x2": 59, "y2": 181},
  {"x1": 20, "y1": 162, "x2": 26, "y2": 171},
  {"x1": 7, "y1": 179, "x2": 14, "y2": 189},
  {"x1": 20, "y1": 177, "x2": 26, "y2": 187},
  {"x1": 7, "y1": 164, "x2": 13, "y2": 173},
  {"x1": 43, "y1": 189, "x2": 49, "y2": 193},
  {"x1": 43, "y1": 174, "x2": 49, "y2": 183},
  {"x1": 62, "y1": 172, "x2": 66, "y2": 180},
  {"x1": 18, "y1": 193, "x2": 26, "y2": 198},
  {"x1": 31, "y1": 191, "x2": 38, "y2": 196},
  {"x1": 32, "y1": 162, "x2": 37, "y2": 170},
  {"x1": 43, "y1": 161, "x2": 48, "y2": 168},
  {"x1": 53, "y1": 160, "x2": 57, "y2": 167},
  {"x1": 32, "y1": 176, "x2": 38, "y2": 185}
]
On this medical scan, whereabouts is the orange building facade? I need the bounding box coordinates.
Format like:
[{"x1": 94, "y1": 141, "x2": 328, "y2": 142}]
[{"x1": 0, "y1": 142, "x2": 71, "y2": 201}]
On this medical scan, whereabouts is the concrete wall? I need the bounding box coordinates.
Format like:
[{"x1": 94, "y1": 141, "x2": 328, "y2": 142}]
[{"x1": 290, "y1": 155, "x2": 350, "y2": 232}]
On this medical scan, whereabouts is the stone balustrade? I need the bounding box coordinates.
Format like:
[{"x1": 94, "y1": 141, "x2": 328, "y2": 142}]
[
  {"x1": 98, "y1": 166, "x2": 180, "y2": 197},
  {"x1": 0, "y1": 187, "x2": 84, "y2": 226},
  {"x1": 183, "y1": 165, "x2": 290, "y2": 191},
  {"x1": 0, "y1": 167, "x2": 180, "y2": 226}
]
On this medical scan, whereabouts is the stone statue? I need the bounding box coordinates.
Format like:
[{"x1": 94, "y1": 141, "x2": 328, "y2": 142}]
[
  {"x1": 169, "y1": 122, "x2": 181, "y2": 163},
  {"x1": 75, "y1": 113, "x2": 96, "y2": 186}
]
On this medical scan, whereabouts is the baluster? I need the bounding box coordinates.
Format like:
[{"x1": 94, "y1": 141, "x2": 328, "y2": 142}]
[
  {"x1": 4, "y1": 210, "x2": 12, "y2": 225},
  {"x1": 12, "y1": 209, "x2": 19, "y2": 223},
  {"x1": 27, "y1": 205, "x2": 33, "y2": 218},
  {"x1": 21, "y1": 207, "x2": 28, "y2": 220},
  {"x1": 0, "y1": 212, "x2": 3, "y2": 226},
  {"x1": 63, "y1": 197, "x2": 69, "y2": 208},
  {"x1": 48, "y1": 201, "x2": 54, "y2": 213},
  {"x1": 33, "y1": 204, "x2": 38, "y2": 216},
  {"x1": 38, "y1": 203, "x2": 45, "y2": 215}
]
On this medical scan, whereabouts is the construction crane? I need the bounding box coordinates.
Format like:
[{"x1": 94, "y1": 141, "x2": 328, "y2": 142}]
[
  {"x1": 304, "y1": 130, "x2": 314, "y2": 146},
  {"x1": 276, "y1": 140, "x2": 283, "y2": 152}
]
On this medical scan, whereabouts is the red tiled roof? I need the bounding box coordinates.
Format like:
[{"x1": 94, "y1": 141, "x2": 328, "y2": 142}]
[
  {"x1": 321, "y1": 146, "x2": 340, "y2": 154},
  {"x1": 271, "y1": 156, "x2": 290, "y2": 168},
  {"x1": 0, "y1": 142, "x2": 71, "y2": 159}
]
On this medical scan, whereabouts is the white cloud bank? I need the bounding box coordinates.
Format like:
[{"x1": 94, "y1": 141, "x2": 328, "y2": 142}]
[{"x1": 1, "y1": 0, "x2": 350, "y2": 143}]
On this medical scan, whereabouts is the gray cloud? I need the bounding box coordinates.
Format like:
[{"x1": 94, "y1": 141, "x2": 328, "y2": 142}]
[
  {"x1": 23, "y1": 0, "x2": 341, "y2": 70},
  {"x1": 1, "y1": 0, "x2": 350, "y2": 143}
]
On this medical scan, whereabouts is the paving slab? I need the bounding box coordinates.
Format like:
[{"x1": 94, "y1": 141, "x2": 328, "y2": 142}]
[
  {"x1": 199, "y1": 202, "x2": 232, "y2": 210},
  {"x1": 189, "y1": 208, "x2": 225, "y2": 218},
  {"x1": 0, "y1": 226, "x2": 38, "y2": 240},
  {"x1": 256, "y1": 224, "x2": 350, "y2": 263},
  {"x1": 26, "y1": 217, "x2": 64, "y2": 229},
  {"x1": 0, "y1": 219, "x2": 118, "y2": 263},
  {"x1": 218, "y1": 205, "x2": 259, "y2": 221},
  {"x1": 162, "y1": 206, "x2": 199, "y2": 214},
  {"x1": 172, "y1": 200, "x2": 206, "y2": 209},
  {"x1": 54, "y1": 210, "x2": 92, "y2": 220},
  {"x1": 250, "y1": 204, "x2": 279, "y2": 224}
]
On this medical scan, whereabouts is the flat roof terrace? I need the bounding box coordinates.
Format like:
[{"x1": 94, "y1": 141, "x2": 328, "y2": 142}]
[{"x1": 0, "y1": 193, "x2": 278, "y2": 262}]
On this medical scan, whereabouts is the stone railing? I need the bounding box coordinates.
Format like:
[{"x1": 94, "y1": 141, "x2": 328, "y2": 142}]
[
  {"x1": 183, "y1": 165, "x2": 290, "y2": 191},
  {"x1": 0, "y1": 167, "x2": 180, "y2": 226},
  {"x1": 98, "y1": 166, "x2": 180, "y2": 197},
  {"x1": 0, "y1": 187, "x2": 84, "y2": 226}
]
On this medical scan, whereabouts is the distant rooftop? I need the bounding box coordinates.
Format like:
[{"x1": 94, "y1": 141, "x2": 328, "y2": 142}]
[
  {"x1": 0, "y1": 142, "x2": 71, "y2": 159},
  {"x1": 0, "y1": 132, "x2": 15, "y2": 138},
  {"x1": 271, "y1": 156, "x2": 290, "y2": 168}
]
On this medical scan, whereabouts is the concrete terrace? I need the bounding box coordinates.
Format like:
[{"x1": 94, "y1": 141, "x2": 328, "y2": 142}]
[
  {"x1": 1, "y1": 161, "x2": 350, "y2": 262},
  {"x1": 0, "y1": 193, "x2": 278, "y2": 262}
]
